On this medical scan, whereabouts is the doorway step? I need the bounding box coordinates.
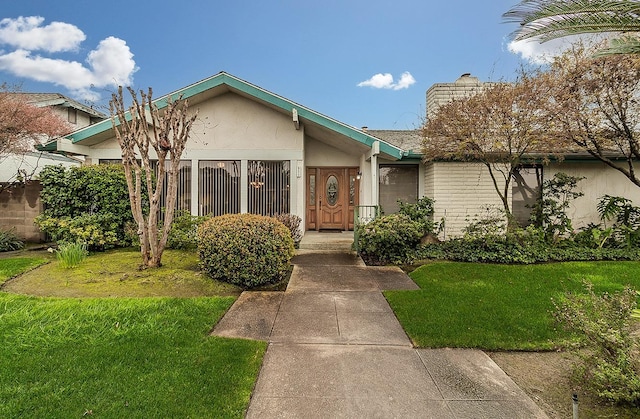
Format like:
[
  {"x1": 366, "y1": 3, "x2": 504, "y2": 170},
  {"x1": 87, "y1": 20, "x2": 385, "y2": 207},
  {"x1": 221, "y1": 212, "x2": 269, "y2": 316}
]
[{"x1": 298, "y1": 231, "x2": 354, "y2": 251}]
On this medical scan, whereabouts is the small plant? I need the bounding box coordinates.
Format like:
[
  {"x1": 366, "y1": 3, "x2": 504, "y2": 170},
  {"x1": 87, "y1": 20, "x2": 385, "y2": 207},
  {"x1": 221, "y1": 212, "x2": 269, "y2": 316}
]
[
  {"x1": 197, "y1": 214, "x2": 294, "y2": 288},
  {"x1": 56, "y1": 241, "x2": 89, "y2": 268},
  {"x1": 0, "y1": 228, "x2": 24, "y2": 252},
  {"x1": 463, "y1": 205, "x2": 506, "y2": 237},
  {"x1": 554, "y1": 282, "x2": 640, "y2": 406},
  {"x1": 597, "y1": 195, "x2": 640, "y2": 249},
  {"x1": 274, "y1": 213, "x2": 303, "y2": 247}
]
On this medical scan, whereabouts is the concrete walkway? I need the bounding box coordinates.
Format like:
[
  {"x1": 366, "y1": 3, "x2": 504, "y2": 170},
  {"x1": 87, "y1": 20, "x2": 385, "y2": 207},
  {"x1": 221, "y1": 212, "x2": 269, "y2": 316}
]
[{"x1": 212, "y1": 250, "x2": 548, "y2": 419}]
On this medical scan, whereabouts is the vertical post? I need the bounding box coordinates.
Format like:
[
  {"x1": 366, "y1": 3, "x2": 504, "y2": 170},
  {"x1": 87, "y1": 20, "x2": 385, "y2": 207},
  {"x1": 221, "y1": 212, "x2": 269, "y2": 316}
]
[{"x1": 572, "y1": 393, "x2": 578, "y2": 419}]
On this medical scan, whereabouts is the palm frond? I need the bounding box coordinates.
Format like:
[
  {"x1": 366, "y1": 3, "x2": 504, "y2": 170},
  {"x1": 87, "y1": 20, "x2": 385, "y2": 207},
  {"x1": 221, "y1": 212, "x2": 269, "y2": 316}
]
[
  {"x1": 593, "y1": 34, "x2": 640, "y2": 55},
  {"x1": 504, "y1": 0, "x2": 640, "y2": 42}
]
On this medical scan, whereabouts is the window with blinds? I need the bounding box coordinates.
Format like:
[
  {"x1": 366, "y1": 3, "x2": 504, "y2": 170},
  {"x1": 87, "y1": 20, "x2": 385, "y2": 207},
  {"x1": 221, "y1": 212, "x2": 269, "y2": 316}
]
[
  {"x1": 151, "y1": 160, "x2": 192, "y2": 218},
  {"x1": 198, "y1": 160, "x2": 240, "y2": 216},
  {"x1": 247, "y1": 160, "x2": 290, "y2": 216}
]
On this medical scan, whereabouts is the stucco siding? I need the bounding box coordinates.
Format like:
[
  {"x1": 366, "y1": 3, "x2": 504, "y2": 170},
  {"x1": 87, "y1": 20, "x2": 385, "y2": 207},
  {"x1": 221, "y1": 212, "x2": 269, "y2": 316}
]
[
  {"x1": 547, "y1": 162, "x2": 640, "y2": 230},
  {"x1": 305, "y1": 137, "x2": 360, "y2": 167},
  {"x1": 429, "y1": 162, "x2": 510, "y2": 238}
]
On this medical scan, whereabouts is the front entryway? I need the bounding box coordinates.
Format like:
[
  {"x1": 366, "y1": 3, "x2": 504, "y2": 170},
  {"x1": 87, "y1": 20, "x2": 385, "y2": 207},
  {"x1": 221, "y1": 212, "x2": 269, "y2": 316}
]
[{"x1": 306, "y1": 167, "x2": 358, "y2": 231}]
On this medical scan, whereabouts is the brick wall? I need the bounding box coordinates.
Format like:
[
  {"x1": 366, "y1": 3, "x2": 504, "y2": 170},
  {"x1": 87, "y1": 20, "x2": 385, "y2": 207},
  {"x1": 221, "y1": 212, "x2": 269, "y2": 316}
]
[
  {"x1": 0, "y1": 181, "x2": 44, "y2": 242},
  {"x1": 425, "y1": 162, "x2": 510, "y2": 239}
]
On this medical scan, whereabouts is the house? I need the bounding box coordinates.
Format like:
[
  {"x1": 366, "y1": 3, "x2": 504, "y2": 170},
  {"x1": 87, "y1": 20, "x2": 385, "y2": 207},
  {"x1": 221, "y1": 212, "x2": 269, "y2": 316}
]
[
  {"x1": 40, "y1": 71, "x2": 640, "y2": 239},
  {"x1": 41, "y1": 72, "x2": 421, "y2": 233},
  {"x1": 0, "y1": 93, "x2": 107, "y2": 183},
  {"x1": 0, "y1": 94, "x2": 107, "y2": 241}
]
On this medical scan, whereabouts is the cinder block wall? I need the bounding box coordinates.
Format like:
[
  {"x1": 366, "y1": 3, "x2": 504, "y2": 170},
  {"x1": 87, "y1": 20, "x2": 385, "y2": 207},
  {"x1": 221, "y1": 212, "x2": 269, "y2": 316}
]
[{"x1": 0, "y1": 182, "x2": 45, "y2": 242}]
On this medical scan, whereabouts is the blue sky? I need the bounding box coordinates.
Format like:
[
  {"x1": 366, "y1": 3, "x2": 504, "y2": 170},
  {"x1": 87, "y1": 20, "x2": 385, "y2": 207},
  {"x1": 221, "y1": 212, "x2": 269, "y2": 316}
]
[{"x1": 0, "y1": 1, "x2": 560, "y2": 130}]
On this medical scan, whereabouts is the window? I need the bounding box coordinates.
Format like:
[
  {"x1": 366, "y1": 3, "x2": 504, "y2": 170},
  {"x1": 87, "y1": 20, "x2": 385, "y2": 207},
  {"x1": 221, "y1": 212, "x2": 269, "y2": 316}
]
[
  {"x1": 512, "y1": 165, "x2": 542, "y2": 227},
  {"x1": 152, "y1": 160, "x2": 192, "y2": 218},
  {"x1": 379, "y1": 164, "x2": 418, "y2": 214},
  {"x1": 199, "y1": 160, "x2": 240, "y2": 216},
  {"x1": 68, "y1": 108, "x2": 77, "y2": 124},
  {"x1": 248, "y1": 160, "x2": 290, "y2": 216}
]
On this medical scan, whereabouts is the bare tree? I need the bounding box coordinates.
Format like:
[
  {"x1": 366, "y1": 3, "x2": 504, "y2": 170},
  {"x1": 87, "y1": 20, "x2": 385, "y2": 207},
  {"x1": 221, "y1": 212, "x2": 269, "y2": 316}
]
[
  {"x1": 544, "y1": 44, "x2": 640, "y2": 187},
  {"x1": 110, "y1": 87, "x2": 198, "y2": 268},
  {"x1": 423, "y1": 72, "x2": 554, "y2": 228}
]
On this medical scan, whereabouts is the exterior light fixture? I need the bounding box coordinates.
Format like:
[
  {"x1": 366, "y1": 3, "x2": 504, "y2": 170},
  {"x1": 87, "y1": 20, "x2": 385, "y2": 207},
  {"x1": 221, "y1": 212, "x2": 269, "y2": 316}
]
[{"x1": 356, "y1": 171, "x2": 362, "y2": 180}]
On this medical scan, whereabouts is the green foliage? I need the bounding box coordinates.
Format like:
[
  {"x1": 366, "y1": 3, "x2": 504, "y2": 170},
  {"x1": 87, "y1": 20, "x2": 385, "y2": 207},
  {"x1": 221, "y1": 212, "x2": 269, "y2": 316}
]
[
  {"x1": 463, "y1": 205, "x2": 507, "y2": 237},
  {"x1": 36, "y1": 164, "x2": 134, "y2": 249},
  {"x1": 0, "y1": 228, "x2": 24, "y2": 252},
  {"x1": 356, "y1": 213, "x2": 423, "y2": 265},
  {"x1": 197, "y1": 214, "x2": 295, "y2": 288},
  {"x1": 166, "y1": 211, "x2": 209, "y2": 250},
  {"x1": 56, "y1": 241, "x2": 88, "y2": 268},
  {"x1": 597, "y1": 195, "x2": 640, "y2": 248},
  {"x1": 274, "y1": 213, "x2": 303, "y2": 246},
  {"x1": 418, "y1": 225, "x2": 640, "y2": 264},
  {"x1": 397, "y1": 196, "x2": 440, "y2": 235},
  {"x1": 35, "y1": 213, "x2": 122, "y2": 250},
  {"x1": 530, "y1": 172, "x2": 584, "y2": 242},
  {"x1": 555, "y1": 283, "x2": 640, "y2": 406}
]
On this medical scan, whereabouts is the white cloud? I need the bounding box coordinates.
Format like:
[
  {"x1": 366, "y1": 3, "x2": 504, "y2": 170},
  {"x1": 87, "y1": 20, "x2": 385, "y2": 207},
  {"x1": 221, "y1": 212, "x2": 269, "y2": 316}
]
[
  {"x1": 507, "y1": 34, "x2": 611, "y2": 64},
  {"x1": 358, "y1": 71, "x2": 416, "y2": 90},
  {"x1": 0, "y1": 16, "x2": 85, "y2": 53},
  {"x1": 0, "y1": 17, "x2": 137, "y2": 101},
  {"x1": 394, "y1": 72, "x2": 416, "y2": 90}
]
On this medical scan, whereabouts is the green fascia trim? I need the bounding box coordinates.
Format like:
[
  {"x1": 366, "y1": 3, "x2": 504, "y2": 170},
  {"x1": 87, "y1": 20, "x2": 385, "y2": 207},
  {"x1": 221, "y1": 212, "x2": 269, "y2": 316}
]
[
  {"x1": 37, "y1": 142, "x2": 58, "y2": 152},
  {"x1": 66, "y1": 72, "x2": 405, "y2": 160}
]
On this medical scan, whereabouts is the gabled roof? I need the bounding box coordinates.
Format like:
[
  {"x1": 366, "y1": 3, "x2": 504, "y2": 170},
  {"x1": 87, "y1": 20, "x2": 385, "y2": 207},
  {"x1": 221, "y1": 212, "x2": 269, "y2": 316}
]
[
  {"x1": 11, "y1": 92, "x2": 107, "y2": 119},
  {"x1": 43, "y1": 72, "x2": 406, "y2": 160}
]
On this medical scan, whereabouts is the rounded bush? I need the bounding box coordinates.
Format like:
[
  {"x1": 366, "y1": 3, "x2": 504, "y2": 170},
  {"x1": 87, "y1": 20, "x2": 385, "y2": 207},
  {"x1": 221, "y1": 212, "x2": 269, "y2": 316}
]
[
  {"x1": 357, "y1": 213, "x2": 423, "y2": 265},
  {"x1": 197, "y1": 213, "x2": 295, "y2": 287}
]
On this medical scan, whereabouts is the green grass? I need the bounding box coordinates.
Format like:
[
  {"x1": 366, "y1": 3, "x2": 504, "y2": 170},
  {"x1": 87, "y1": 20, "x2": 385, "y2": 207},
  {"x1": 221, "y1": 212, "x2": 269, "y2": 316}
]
[
  {"x1": 385, "y1": 261, "x2": 640, "y2": 350},
  {"x1": 0, "y1": 293, "x2": 266, "y2": 418},
  {"x1": 0, "y1": 257, "x2": 48, "y2": 284}
]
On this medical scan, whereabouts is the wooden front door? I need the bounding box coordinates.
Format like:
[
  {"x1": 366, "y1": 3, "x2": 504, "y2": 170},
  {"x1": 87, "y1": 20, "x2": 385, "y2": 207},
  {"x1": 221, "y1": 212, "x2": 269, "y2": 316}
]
[
  {"x1": 319, "y1": 168, "x2": 345, "y2": 229},
  {"x1": 306, "y1": 167, "x2": 358, "y2": 231}
]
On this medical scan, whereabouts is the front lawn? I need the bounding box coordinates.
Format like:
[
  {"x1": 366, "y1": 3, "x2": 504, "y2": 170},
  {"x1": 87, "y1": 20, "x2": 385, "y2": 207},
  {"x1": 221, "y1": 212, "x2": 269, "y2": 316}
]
[
  {"x1": 0, "y1": 257, "x2": 48, "y2": 284},
  {"x1": 385, "y1": 261, "x2": 640, "y2": 350},
  {"x1": 2, "y1": 248, "x2": 241, "y2": 297},
  {"x1": 0, "y1": 294, "x2": 266, "y2": 418}
]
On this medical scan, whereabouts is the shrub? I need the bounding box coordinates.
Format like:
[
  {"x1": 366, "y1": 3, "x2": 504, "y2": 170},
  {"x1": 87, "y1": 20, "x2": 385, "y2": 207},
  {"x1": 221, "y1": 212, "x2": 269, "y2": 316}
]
[
  {"x1": 197, "y1": 214, "x2": 294, "y2": 288},
  {"x1": 274, "y1": 213, "x2": 303, "y2": 247},
  {"x1": 356, "y1": 213, "x2": 423, "y2": 265},
  {"x1": 35, "y1": 213, "x2": 122, "y2": 251},
  {"x1": 555, "y1": 283, "x2": 640, "y2": 406},
  {"x1": 56, "y1": 241, "x2": 89, "y2": 268},
  {"x1": 166, "y1": 211, "x2": 209, "y2": 250},
  {"x1": 36, "y1": 164, "x2": 135, "y2": 249},
  {"x1": 0, "y1": 228, "x2": 24, "y2": 252},
  {"x1": 530, "y1": 172, "x2": 584, "y2": 242},
  {"x1": 417, "y1": 226, "x2": 640, "y2": 264},
  {"x1": 397, "y1": 196, "x2": 440, "y2": 235},
  {"x1": 597, "y1": 195, "x2": 640, "y2": 249}
]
